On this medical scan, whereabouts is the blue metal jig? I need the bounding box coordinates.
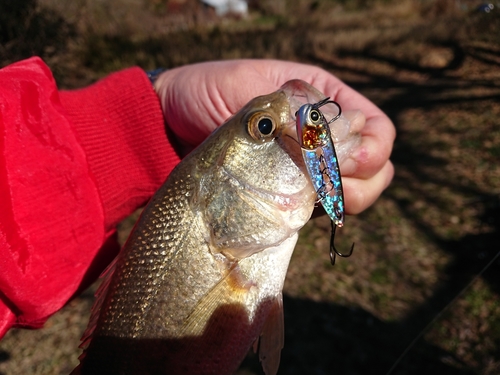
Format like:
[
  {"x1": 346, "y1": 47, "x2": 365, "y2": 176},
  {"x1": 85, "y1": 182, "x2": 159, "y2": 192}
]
[{"x1": 296, "y1": 98, "x2": 354, "y2": 265}]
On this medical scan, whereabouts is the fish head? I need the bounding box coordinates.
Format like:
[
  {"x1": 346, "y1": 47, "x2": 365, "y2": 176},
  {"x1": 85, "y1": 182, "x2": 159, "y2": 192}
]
[{"x1": 188, "y1": 82, "x2": 326, "y2": 261}]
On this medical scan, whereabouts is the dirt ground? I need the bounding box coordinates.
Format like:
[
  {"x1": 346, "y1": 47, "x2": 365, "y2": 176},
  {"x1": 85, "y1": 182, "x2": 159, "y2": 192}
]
[{"x1": 0, "y1": 0, "x2": 499, "y2": 374}]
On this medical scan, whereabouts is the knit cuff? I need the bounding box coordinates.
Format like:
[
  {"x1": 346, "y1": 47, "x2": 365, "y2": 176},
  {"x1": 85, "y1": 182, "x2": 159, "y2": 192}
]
[{"x1": 59, "y1": 68, "x2": 181, "y2": 231}]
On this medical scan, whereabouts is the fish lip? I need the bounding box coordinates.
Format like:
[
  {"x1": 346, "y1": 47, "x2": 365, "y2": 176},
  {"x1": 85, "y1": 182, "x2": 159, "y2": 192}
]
[
  {"x1": 247, "y1": 183, "x2": 310, "y2": 212},
  {"x1": 280, "y1": 79, "x2": 328, "y2": 123},
  {"x1": 275, "y1": 80, "x2": 330, "y2": 146}
]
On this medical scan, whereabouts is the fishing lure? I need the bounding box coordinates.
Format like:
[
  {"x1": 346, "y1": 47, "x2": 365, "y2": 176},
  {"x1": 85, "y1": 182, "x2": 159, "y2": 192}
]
[{"x1": 295, "y1": 97, "x2": 355, "y2": 265}]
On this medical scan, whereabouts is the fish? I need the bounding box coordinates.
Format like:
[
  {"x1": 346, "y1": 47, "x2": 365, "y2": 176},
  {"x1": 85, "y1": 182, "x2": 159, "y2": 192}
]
[{"x1": 71, "y1": 79, "x2": 359, "y2": 375}]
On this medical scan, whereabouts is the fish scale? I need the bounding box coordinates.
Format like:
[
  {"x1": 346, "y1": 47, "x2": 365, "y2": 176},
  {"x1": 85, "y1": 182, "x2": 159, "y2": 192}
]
[{"x1": 96, "y1": 175, "x2": 217, "y2": 337}]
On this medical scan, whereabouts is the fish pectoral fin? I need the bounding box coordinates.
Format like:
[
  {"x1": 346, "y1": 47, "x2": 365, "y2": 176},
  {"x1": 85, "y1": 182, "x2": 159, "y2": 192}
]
[
  {"x1": 257, "y1": 294, "x2": 285, "y2": 375},
  {"x1": 180, "y1": 263, "x2": 255, "y2": 337}
]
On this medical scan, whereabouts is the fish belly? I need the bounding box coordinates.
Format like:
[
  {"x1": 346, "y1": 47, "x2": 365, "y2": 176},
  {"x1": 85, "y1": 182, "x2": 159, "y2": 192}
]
[{"x1": 76, "y1": 171, "x2": 292, "y2": 375}]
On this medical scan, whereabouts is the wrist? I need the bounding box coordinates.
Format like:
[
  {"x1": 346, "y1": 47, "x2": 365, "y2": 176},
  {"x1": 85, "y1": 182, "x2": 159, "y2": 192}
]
[{"x1": 146, "y1": 68, "x2": 167, "y2": 84}]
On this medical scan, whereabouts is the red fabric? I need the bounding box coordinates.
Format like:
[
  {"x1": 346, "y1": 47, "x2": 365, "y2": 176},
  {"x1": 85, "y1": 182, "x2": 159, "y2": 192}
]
[{"x1": 0, "y1": 57, "x2": 181, "y2": 338}]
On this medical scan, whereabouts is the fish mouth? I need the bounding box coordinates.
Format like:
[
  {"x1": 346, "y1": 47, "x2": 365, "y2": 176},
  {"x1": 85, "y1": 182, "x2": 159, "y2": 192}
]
[
  {"x1": 230, "y1": 80, "x2": 332, "y2": 213},
  {"x1": 232, "y1": 171, "x2": 313, "y2": 213},
  {"x1": 275, "y1": 79, "x2": 331, "y2": 153},
  {"x1": 278, "y1": 79, "x2": 361, "y2": 167}
]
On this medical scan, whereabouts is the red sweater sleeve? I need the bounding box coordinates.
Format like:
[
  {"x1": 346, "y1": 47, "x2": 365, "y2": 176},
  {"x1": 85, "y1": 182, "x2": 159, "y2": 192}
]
[{"x1": 0, "y1": 57, "x2": 180, "y2": 338}]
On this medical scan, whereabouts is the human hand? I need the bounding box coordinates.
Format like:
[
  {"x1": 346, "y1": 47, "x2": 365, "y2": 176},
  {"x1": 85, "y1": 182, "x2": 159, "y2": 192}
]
[{"x1": 154, "y1": 60, "x2": 395, "y2": 215}]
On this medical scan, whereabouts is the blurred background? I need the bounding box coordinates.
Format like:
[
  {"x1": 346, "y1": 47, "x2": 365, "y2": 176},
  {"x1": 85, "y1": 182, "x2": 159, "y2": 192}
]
[{"x1": 0, "y1": 0, "x2": 499, "y2": 374}]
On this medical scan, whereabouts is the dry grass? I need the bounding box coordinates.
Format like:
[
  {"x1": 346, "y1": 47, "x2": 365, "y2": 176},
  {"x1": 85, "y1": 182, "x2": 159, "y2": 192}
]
[{"x1": 0, "y1": 0, "x2": 499, "y2": 374}]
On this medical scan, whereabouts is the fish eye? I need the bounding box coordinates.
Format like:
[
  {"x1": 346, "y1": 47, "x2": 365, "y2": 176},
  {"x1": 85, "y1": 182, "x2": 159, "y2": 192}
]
[
  {"x1": 310, "y1": 110, "x2": 320, "y2": 122},
  {"x1": 258, "y1": 118, "x2": 274, "y2": 135},
  {"x1": 248, "y1": 112, "x2": 277, "y2": 141}
]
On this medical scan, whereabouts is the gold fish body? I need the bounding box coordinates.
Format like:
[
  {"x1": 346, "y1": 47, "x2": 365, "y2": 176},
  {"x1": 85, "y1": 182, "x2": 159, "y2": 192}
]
[{"x1": 72, "y1": 80, "x2": 357, "y2": 375}]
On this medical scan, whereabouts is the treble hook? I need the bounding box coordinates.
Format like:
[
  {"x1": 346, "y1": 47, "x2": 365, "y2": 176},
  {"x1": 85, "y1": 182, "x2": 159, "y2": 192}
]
[{"x1": 329, "y1": 220, "x2": 355, "y2": 265}]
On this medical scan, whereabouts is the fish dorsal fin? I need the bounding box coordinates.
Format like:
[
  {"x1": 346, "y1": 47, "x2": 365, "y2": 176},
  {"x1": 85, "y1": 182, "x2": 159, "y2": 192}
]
[
  {"x1": 180, "y1": 262, "x2": 255, "y2": 337},
  {"x1": 256, "y1": 294, "x2": 284, "y2": 375},
  {"x1": 78, "y1": 253, "x2": 120, "y2": 353}
]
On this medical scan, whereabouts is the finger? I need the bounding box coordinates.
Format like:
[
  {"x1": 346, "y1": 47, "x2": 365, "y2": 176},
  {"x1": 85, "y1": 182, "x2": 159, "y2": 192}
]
[
  {"x1": 212, "y1": 61, "x2": 280, "y2": 113},
  {"x1": 337, "y1": 110, "x2": 365, "y2": 176},
  {"x1": 343, "y1": 109, "x2": 366, "y2": 134},
  {"x1": 265, "y1": 63, "x2": 395, "y2": 182},
  {"x1": 330, "y1": 84, "x2": 395, "y2": 180},
  {"x1": 342, "y1": 160, "x2": 395, "y2": 215},
  {"x1": 349, "y1": 114, "x2": 395, "y2": 180},
  {"x1": 339, "y1": 109, "x2": 395, "y2": 186}
]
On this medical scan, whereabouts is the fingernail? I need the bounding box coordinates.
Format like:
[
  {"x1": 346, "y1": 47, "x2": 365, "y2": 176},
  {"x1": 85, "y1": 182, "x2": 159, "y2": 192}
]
[
  {"x1": 343, "y1": 110, "x2": 365, "y2": 133},
  {"x1": 340, "y1": 157, "x2": 356, "y2": 176},
  {"x1": 343, "y1": 109, "x2": 361, "y2": 122}
]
